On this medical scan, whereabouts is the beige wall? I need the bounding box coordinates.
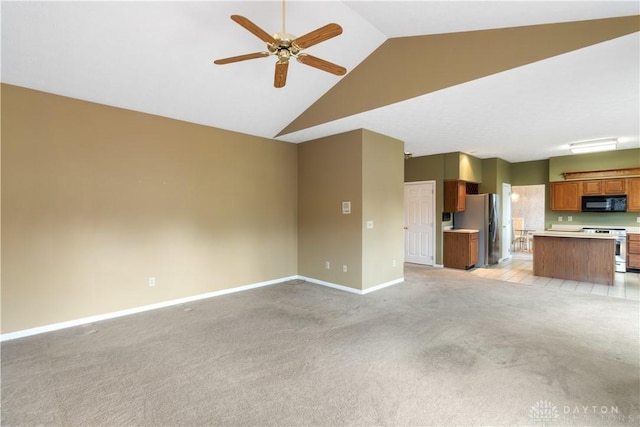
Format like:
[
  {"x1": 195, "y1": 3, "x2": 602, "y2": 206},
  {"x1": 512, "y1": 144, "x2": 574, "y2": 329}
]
[
  {"x1": 480, "y1": 157, "x2": 511, "y2": 194},
  {"x1": 548, "y1": 148, "x2": 640, "y2": 182},
  {"x1": 443, "y1": 152, "x2": 460, "y2": 180},
  {"x1": 297, "y1": 129, "x2": 404, "y2": 291},
  {"x1": 1, "y1": 84, "x2": 298, "y2": 333},
  {"x1": 510, "y1": 160, "x2": 549, "y2": 186},
  {"x1": 361, "y1": 130, "x2": 404, "y2": 289},
  {"x1": 297, "y1": 131, "x2": 364, "y2": 289},
  {"x1": 444, "y1": 152, "x2": 482, "y2": 183},
  {"x1": 6, "y1": 81, "x2": 635, "y2": 335},
  {"x1": 459, "y1": 153, "x2": 483, "y2": 183}
]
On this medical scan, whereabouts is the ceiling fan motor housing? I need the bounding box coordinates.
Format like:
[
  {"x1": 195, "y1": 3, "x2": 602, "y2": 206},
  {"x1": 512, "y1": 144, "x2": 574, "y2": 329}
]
[{"x1": 269, "y1": 33, "x2": 300, "y2": 63}]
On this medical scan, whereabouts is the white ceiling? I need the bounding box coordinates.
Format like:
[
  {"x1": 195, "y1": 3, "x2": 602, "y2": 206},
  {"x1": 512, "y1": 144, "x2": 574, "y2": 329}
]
[{"x1": 2, "y1": 1, "x2": 639, "y2": 162}]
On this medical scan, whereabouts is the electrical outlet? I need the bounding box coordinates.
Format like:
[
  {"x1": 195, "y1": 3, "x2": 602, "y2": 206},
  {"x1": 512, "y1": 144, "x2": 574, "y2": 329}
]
[
  {"x1": 392, "y1": 259, "x2": 397, "y2": 267},
  {"x1": 568, "y1": 216, "x2": 573, "y2": 222},
  {"x1": 558, "y1": 216, "x2": 563, "y2": 222},
  {"x1": 637, "y1": 217, "x2": 640, "y2": 224},
  {"x1": 325, "y1": 261, "x2": 330, "y2": 270},
  {"x1": 342, "y1": 265, "x2": 347, "y2": 272},
  {"x1": 366, "y1": 220, "x2": 374, "y2": 229},
  {"x1": 148, "y1": 277, "x2": 156, "y2": 287}
]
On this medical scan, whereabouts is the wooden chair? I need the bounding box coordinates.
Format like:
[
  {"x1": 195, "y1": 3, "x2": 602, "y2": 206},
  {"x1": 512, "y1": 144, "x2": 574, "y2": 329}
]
[{"x1": 512, "y1": 217, "x2": 527, "y2": 251}]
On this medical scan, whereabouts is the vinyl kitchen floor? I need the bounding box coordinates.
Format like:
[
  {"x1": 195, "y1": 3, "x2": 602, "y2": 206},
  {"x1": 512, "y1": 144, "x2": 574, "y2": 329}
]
[{"x1": 469, "y1": 251, "x2": 640, "y2": 301}]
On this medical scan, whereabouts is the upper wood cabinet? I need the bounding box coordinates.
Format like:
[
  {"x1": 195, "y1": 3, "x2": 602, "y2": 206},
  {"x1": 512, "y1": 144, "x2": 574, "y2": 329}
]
[
  {"x1": 444, "y1": 180, "x2": 467, "y2": 212},
  {"x1": 444, "y1": 180, "x2": 480, "y2": 212},
  {"x1": 581, "y1": 180, "x2": 603, "y2": 195},
  {"x1": 582, "y1": 179, "x2": 626, "y2": 195},
  {"x1": 551, "y1": 178, "x2": 633, "y2": 211},
  {"x1": 550, "y1": 181, "x2": 581, "y2": 211},
  {"x1": 627, "y1": 178, "x2": 640, "y2": 212},
  {"x1": 604, "y1": 179, "x2": 626, "y2": 194}
]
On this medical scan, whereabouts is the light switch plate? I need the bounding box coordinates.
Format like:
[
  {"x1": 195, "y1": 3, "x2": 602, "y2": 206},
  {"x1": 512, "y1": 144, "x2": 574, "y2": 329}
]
[
  {"x1": 366, "y1": 220, "x2": 374, "y2": 229},
  {"x1": 342, "y1": 201, "x2": 351, "y2": 214}
]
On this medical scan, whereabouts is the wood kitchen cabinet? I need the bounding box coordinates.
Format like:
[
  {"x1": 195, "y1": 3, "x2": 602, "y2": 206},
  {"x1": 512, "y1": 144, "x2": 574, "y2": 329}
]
[
  {"x1": 626, "y1": 178, "x2": 640, "y2": 212},
  {"x1": 444, "y1": 230, "x2": 479, "y2": 269},
  {"x1": 581, "y1": 179, "x2": 626, "y2": 195},
  {"x1": 444, "y1": 180, "x2": 467, "y2": 212},
  {"x1": 581, "y1": 180, "x2": 604, "y2": 195},
  {"x1": 550, "y1": 181, "x2": 581, "y2": 211},
  {"x1": 628, "y1": 233, "x2": 640, "y2": 270},
  {"x1": 604, "y1": 179, "x2": 626, "y2": 194},
  {"x1": 444, "y1": 180, "x2": 479, "y2": 212}
]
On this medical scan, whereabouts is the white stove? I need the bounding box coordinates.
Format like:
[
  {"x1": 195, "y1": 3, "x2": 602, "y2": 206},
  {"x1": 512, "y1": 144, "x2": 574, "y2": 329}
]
[{"x1": 582, "y1": 227, "x2": 627, "y2": 272}]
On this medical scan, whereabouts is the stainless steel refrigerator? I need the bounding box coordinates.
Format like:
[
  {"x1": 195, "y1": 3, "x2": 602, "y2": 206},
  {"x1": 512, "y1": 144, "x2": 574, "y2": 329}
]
[{"x1": 454, "y1": 194, "x2": 500, "y2": 267}]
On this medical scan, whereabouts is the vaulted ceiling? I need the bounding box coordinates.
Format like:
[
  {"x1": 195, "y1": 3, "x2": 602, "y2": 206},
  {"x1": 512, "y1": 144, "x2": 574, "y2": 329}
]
[{"x1": 2, "y1": 1, "x2": 639, "y2": 162}]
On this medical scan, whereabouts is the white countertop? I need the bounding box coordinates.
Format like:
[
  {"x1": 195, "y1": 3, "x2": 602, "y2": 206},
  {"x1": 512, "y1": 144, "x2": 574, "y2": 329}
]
[
  {"x1": 532, "y1": 231, "x2": 617, "y2": 239},
  {"x1": 549, "y1": 224, "x2": 640, "y2": 233},
  {"x1": 444, "y1": 228, "x2": 479, "y2": 234}
]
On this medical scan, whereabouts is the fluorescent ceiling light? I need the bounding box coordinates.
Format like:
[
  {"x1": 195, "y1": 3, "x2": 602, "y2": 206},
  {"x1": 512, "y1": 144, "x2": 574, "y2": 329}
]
[{"x1": 569, "y1": 138, "x2": 618, "y2": 154}]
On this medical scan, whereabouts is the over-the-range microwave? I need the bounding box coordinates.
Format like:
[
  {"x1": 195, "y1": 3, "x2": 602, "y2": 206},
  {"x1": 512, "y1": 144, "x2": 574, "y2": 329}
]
[{"x1": 581, "y1": 195, "x2": 627, "y2": 212}]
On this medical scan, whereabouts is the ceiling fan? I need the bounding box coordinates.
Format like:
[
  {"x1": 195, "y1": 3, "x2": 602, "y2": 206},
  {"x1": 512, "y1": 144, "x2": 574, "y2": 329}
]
[{"x1": 213, "y1": 1, "x2": 347, "y2": 88}]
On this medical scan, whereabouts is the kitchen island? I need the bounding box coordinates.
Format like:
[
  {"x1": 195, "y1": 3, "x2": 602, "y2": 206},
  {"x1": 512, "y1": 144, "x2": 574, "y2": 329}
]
[{"x1": 532, "y1": 231, "x2": 616, "y2": 286}]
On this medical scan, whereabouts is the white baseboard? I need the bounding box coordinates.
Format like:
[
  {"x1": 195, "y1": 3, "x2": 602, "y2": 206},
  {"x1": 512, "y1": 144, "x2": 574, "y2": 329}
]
[
  {"x1": 0, "y1": 275, "x2": 298, "y2": 342},
  {"x1": 296, "y1": 276, "x2": 364, "y2": 294},
  {"x1": 2, "y1": 274, "x2": 405, "y2": 342},
  {"x1": 297, "y1": 276, "x2": 405, "y2": 295},
  {"x1": 362, "y1": 278, "x2": 405, "y2": 294}
]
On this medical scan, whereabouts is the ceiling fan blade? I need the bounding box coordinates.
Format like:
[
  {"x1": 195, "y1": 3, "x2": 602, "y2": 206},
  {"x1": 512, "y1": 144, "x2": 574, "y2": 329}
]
[
  {"x1": 294, "y1": 23, "x2": 343, "y2": 49},
  {"x1": 274, "y1": 61, "x2": 289, "y2": 88},
  {"x1": 214, "y1": 52, "x2": 270, "y2": 65},
  {"x1": 297, "y1": 54, "x2": 346, "y2": 76},
  {"x1": 230, "y1": 15, "x2": 276, "y2": 44}
]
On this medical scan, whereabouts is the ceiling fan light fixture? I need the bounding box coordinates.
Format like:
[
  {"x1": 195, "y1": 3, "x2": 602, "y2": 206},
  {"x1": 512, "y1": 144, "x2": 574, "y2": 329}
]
[{"x1": 569, "y1": 138, "x2": 618, "y2": 154}]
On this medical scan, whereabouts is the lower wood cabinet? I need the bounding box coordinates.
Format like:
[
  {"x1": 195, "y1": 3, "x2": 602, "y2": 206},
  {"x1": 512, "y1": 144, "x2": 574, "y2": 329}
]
[
  {"x1": 444, "y1": 230, "x2": 479, "y2": 270},
  {"x1": 628, "y1": 233, "x2": 640, "y2": 270}
]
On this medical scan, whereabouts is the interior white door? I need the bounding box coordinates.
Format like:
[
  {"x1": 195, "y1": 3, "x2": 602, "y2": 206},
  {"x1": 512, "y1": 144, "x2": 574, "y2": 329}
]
[
  {"x1": 502, "y1": 182, "x2": 512, "y2": 260},
  {"x1": 404, "y1": 181, "x2": 435, "y2": 265}
]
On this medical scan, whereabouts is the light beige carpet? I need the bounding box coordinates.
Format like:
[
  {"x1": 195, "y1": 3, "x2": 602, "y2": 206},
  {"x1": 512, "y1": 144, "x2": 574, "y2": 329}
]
[{"x1": 2, "y1": 264, "x2": 639, "y2": 426}]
